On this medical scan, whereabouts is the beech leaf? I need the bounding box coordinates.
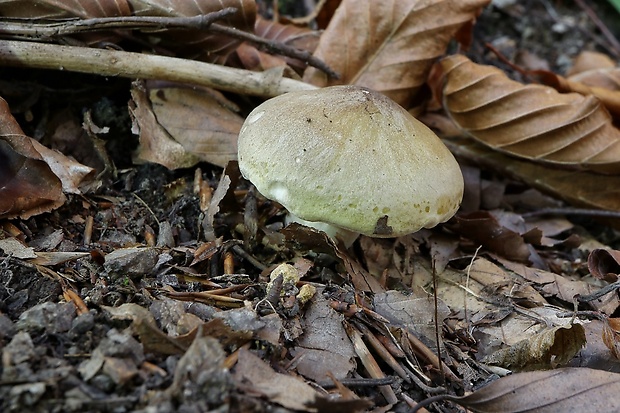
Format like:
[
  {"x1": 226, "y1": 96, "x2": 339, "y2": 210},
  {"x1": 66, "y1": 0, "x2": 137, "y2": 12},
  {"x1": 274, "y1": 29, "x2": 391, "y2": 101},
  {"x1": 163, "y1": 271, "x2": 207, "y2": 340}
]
[
  {"x1": 446, "y1": 367, "x2": 620, "y2": 412},
  {"x1": 440, "y1": 54, "x2": 620, "y2": 174},
  {"x1": 602, "y1": 317, "x2": 620, "y2": 360},
  {"x1": 445, "y1": 138, "x2": 620, "y2": 213},
  {"x1": 0, "y1": 98, "x2": 66, "y2": 219},
  {"x1": 303, "y1": 0, "x2": 490, "y2": 106},
  {"x1": 482, "y1": 323, "x2": 586, "y2": 371}
]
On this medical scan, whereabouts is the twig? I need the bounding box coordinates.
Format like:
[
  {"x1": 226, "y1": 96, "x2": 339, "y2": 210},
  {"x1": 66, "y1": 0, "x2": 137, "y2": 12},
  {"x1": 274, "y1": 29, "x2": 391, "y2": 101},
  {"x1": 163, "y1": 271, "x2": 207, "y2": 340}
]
[
  {"x1": 522, "y1": 207, "x2": 620, "y2": 219},
  {"x1": 575, "y1": 280, "x2": 620, "y2": 304},
  {"x1": 573, "y1": 0, "x2": 620, "y2": 58},
  {"x1": 540, "y1": 0, "x2": 620, "y2": 59},
  {"x1": 0, "y1": 10, "x2": 338, "y2": 78},
  {"x1": 318, "y1": 376, "x2": 395, "y2": 389},
  {"x1": 0, "y1": 40, "x2": 317, "y2": 97},
  {"x1": 208, "y1": 23, "x2": 339, "y2": 79},
  {"x1": 345, "y1": 322, "x2": 398, "y2": 404},
  {"x1": 231, "y1": 244, "x2": 267, "y2": 271},
  {"x1": 0, "y1": 9, "x2": 237, "y2": 38}
]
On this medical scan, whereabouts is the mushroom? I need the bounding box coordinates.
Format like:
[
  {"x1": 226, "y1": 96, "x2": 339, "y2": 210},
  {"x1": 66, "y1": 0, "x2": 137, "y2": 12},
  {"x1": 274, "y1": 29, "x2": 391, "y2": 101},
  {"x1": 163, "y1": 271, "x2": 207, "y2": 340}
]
[{"x1": 237, "y1": 85, "x2": 464, "y2": 246}]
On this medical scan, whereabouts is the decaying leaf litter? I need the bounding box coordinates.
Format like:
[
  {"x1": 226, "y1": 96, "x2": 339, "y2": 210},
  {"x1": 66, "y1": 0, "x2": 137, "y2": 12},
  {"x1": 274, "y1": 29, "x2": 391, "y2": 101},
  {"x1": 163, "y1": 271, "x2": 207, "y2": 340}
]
[{"x1": 1, "y1": 0, "x2": 620, "y2": 412}]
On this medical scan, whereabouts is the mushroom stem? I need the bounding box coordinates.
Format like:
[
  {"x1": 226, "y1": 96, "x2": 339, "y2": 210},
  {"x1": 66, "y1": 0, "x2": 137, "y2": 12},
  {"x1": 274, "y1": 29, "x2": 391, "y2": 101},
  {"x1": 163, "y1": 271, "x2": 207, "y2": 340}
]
[{"x1": 286, "y1": 213, "x2": 360, "y2": 248}]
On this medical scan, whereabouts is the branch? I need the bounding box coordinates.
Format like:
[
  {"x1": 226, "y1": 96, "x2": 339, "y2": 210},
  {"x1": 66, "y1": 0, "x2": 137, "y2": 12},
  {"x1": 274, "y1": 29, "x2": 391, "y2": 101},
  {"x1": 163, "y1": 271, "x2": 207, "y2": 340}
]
[
  {"x1": 0, "y1": 10, "x2": 339, "y2": 79},
  {"x1": 0, "y1": 40, "x2": 317, "y2": 97},
  {"x1": 208, "y1": 23, "x2": 339, "y2": 79},
  {"x1": 0, "y1": 8, "x2": 238, "y2": 37}
]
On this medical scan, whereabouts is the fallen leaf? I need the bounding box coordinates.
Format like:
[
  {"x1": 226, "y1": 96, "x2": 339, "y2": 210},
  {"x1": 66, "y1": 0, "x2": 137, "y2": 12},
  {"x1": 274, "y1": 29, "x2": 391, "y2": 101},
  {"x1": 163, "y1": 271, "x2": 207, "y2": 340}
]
[
  {"x1": 483, "y1": 323, "x2": 586, "y2": 370},
  {"x1": 304, "y1": 0, "x2": 490, "y2": 106},
  {"x1": 496, "y1": 258, "x2": 618, "y2": 314},
  {"x1": 535, "y1": 70, "x2": 620, "y2": 121},
  {"x1": 587, "y1": 248, "x2": 620, "y2": 281},
  {"x1": 567, "y1": 51, "x2": 616, "y2": 76},
  {"x1": 445, "y1": 367, "x2": 620, "y2": 412},
  {"x1": 234, "y1": 348, "x2": 320, "y2": 412},
  {"x1": 449, "y1": 210, "x2": 531, "y2": 262},
  {"x1": 440, "y1": 54, "x2": 620, "y2": 174},
  {"x1": 130, "y1": 81, "x2": 241, "y2": 169},
  {"x1": 131, "y1": 0, "x2": 257, "y2": 62},
  {"x1": 236, "y1": 16, "x2": 320, "y2": 74},
  {"x1": 293, "y1": 290, "x2": 356, "y2": 381},
  {"x1": 374, "y1": 290, "x2": 450, "y2": 352},
  {"x1": 444, "y1": 137, "x2": 620, "y2": 213},
  {"x1": 167, "y1": 335, "x2": 232, "y2": 406},
  {"x1": 0, "y1": 98, "x2": 66, "y2": 219},
  {"x1": 147, "y1": 82, "x2": 241, "y2": 167},
  {"x1": 0, "y1": 237, "x2": 36, "y2": 259},
  {"x1": 602, "y1": 316, "x2": 620, "y2": 360}
]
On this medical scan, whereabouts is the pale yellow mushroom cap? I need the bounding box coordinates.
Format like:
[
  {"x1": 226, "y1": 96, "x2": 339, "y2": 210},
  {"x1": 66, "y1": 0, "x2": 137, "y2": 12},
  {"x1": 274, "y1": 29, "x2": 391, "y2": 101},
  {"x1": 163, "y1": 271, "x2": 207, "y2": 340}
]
[{"x1": 237, "y1": 85, "x2": 464, "y2": 238}]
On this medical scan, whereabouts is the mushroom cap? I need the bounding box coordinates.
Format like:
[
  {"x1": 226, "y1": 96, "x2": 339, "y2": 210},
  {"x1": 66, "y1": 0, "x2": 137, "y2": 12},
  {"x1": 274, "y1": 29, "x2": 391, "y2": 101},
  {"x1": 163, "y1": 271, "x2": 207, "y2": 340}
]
[{"x1": 237, "y1": 85, "x2": 464, "y2": 238}]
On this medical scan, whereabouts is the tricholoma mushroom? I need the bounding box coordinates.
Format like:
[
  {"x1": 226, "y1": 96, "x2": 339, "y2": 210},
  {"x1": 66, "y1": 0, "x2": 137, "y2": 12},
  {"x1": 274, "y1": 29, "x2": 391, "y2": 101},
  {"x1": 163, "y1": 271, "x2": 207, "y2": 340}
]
[{"x1": 237, "y1": 85, "x2": 464, "y2": 245}]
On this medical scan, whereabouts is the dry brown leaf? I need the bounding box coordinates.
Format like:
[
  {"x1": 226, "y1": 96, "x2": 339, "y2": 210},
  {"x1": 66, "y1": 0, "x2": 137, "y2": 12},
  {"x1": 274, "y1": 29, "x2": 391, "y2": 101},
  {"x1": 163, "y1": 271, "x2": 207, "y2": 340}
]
[
  {"x1": 482, "y1": 323, "x2": 586, "y2": 370},
  {"x1": 444, "y1": 138, "x2": 620, "y2": 214},
  {"x1": 569, "y1": 68, "x2": 620, "y2": 92},
  {"x1": 130, "y1": 81, "x2": 241, "y2": 169},
  {"x1": 602, "y1": 317, "x2": 620, "y2": 360},
  {"x1": 303, "y1": 0, "x2": 490, "y2": 107},
  {"x1": 445, "y1": 367, "x2": 620, "y2": 412},
  {"x1": 448, "y1": 210, "x2": 531, "y2": 262},
  {"x1": 567, "y1": 51, "x2": 617, "y2": 76},
  {"x1": 588, "y1": 248, "x2": 620, "y2": 281},
  {"x1": 440, "y1": 54, "x2": 620, "y2": 174},
  {"x1": 0, "y1": 97, "x2": 67, "y2": 219},
  {"x1": 497, "y1": 258, "x2": 619, "y2": 315},
  {"x1": 239, "y1": 16, "x2": 320, "y2": 74},
  {"x1": 233, "y1": 348, "x2": 320, "y2": 412},
  {"x1": 292, "y1": 290, "x2": 356, "y2": 381},
  {"x1": 147, "y1": 83, "x2": 241, "y2": 167},
  {"x1": 129, "y1": 80, "x2": 200, "y2": 169},
  {"x1": 103, "y1": 303, "x2": 192, "y2": 355},
  {"x1": 374, "y1": 290, "x2": 450, "y2": 352},
  {"x1": 535, "y1": 70, "x2": 620, "y2": 121}
]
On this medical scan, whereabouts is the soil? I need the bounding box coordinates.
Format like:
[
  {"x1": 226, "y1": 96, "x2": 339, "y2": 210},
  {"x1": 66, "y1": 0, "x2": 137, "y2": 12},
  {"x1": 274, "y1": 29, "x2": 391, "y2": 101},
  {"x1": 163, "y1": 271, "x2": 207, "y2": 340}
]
[{"x1": 1, "y1": 1, "x2": 619, "y2": 412}]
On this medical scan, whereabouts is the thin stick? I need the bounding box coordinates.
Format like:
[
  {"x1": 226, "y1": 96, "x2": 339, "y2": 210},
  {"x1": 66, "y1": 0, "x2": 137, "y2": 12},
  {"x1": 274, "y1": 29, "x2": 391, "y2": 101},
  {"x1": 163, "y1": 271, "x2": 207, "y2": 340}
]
[
  {"x1": 0, "y1": 9, "x2": 237, "y2": 37},
  {"x1": 0, "y1": 40, "x2": 317, "y2": 97},
  {"x1": 208, "y1": 23, "x2": 339, "y2": 79},
  {"x1": 522, "y1": 207, "x2": 620, "y2": 219},
  {"x1": 0, "y1": 10, "x2": 338, "y2": 78},
  {"x1": 573, "y1": 0, "x2": 620, "y2": 58}
]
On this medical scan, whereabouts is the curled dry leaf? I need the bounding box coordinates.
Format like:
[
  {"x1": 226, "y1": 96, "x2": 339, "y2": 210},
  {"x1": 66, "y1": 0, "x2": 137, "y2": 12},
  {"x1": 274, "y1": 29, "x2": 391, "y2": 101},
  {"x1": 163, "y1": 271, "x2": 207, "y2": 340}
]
[
  {"x1": 482, "y1": 323, "x2": 586, "y2": 371},
  {"x1": 445, "y1": 367, "x2": 620, "y2": 413},
  {"x1": 567, "y1": 51, "x2": 617, "y2": 76},
  {"x1": 130, "y1": 81, "x2": 241, "y2": 169},
  {"x1": 587, "y1": 248, "x2": 620, "y2": 281},
  {"x1": 445, "y1": 138, "x2": 620, "y2": 214},
  {"x1": 602, "y1": 316, "x2": 620, "y2": 360},
  {"x1": 440, "y1": 54, "x2": 620, "y2": 174},
  {"x1": 236, "y1": 16, "x2": 320, "y2": 74},
  {"x1": 0, "y1": 97, "x2": 67, "y2": 219},
  {"x1": 303, "y1": 0, "x2": 490, "y2": 106},
  {"x1": 535, "y1": 70, "x2": 620, "y2": 121},
  {"x1": 448, "y1": 210, "x2": 531, "y2": 262}
]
